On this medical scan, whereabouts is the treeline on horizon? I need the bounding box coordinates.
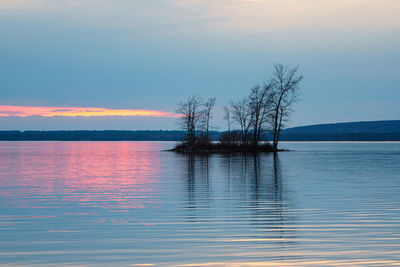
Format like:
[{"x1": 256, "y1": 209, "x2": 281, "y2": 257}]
[{"x1": 1, "y1": 130, "x2": 399, "y2": 141}]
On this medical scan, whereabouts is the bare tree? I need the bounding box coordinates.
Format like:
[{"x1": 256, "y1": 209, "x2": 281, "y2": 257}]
[
  {"x1": 230, "y1": 97, "x2": 253, "y2": 143},
  {"x1": 248, "y1": 83, "x2": 273, "y2": 145},
  {"x1": 223, "y1": 106, "x2": 231, "y2": 133},
  {"x1": 176, "y1": 96, "x2": 203, "y2": 145},
  {"x1": 201, "y1": 97, "x2": 216, "y2": 140},
  {"x1": 269, "y1": 64, "x2": 303, "y2": 152}
]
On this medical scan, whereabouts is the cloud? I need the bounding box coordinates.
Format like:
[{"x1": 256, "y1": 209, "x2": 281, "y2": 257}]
[
  {"x1": 0, "y1": 105, "x2": 177, "y2": 118},
  {"x1": 0, "y1": 0, "x2": 93, "y2": 8},
  {"x1": 2, "y1": 0, "x2": 399, "y2": 33}
]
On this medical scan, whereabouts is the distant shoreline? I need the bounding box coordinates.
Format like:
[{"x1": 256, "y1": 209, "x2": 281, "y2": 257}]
[
  {"x1": 1, "y1": 120, "x2": 399, "y2": 141},
  {"x1": 1, "y1": 140, "x2": 400, "y2": 143},
  {"x1": 0, "y1": 130, "x2": 399, "y2": 142}
]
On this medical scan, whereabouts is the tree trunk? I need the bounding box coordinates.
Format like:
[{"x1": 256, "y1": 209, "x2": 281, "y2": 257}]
[
  {"x1": 275, "y1": 109, "x2": 284, "y2": 152},
  {"x1": 273, "y1": 94, "x2": 284, "y2": 152},
  {"x1": 272, "y1": 108, "x2": 279, "y2": 152}
]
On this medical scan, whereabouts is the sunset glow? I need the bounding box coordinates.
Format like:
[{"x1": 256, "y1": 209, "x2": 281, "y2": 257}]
[{"x1": 0, "y1": 105, "x2": 178, "y2": 118}]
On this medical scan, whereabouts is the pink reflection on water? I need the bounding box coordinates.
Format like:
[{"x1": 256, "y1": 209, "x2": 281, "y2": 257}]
[{"x1": 0, "y1": 142, "x2": 162, "y2": 209}]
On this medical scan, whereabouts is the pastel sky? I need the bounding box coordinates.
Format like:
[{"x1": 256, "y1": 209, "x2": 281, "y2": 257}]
[{"x1": 0, "y1": 0, "x2": 399, "y2": 130}]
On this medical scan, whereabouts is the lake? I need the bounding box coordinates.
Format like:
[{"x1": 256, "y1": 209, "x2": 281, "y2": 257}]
[{"x1": 1, "y1": 141, "x2": 400, "y2": 266}]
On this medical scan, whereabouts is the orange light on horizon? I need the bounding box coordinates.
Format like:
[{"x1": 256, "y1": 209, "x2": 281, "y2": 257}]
[{"x1": 0, "y1": 105, "x2": 178, "y2": 118}]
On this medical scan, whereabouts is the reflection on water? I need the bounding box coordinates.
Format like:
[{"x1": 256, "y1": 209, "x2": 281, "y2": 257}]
[
  {"x1": 0, "y1": 141, "x2": 400, "y2": 266},
  {"x1": 0, "y1": 142, "x2": 161, "y2": 210}
]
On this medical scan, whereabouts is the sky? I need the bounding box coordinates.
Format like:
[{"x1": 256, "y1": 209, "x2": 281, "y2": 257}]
[{"x1": 0, "y1": 0, "x2": 399, "y2": 130}]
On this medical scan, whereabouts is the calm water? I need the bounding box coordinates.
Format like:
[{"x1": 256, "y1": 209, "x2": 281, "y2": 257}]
[{"x1": 1, "y1": 141, "x2": 400, "y2": 266}]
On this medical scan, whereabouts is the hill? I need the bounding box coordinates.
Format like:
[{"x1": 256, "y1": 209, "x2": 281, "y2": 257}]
[
  {"x1": 277, "y1": 120, "x2": 400, "y2": 141},
  {"x1": 284, "y1": 120, "x2": 400, "y2": 134}
]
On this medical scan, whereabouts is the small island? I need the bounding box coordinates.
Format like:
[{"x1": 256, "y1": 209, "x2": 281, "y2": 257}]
[
  {"x1": 171, "y1": 64, "x2": 302, "y2": 153},
  {"x1": 170, "y1": 141, "x2": 275, "y2": 153}
]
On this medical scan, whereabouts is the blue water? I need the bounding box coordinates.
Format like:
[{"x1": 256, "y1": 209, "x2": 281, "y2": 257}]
[{"x1": 0, "y1": 141, "x2": 400, "y2": 266}]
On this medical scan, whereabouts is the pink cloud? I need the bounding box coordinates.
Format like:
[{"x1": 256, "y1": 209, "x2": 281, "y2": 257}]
[{"x1": 0, "y1": 105, "x2": 178, "y2": 118}]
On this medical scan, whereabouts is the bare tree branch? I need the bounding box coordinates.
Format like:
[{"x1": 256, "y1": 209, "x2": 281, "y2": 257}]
[
  {"x1": 269, "y1": 64, "x2": 303, "y2": 152},
  {"x1": 176, "y1": 96, "x2": 203, "y2": 145}
]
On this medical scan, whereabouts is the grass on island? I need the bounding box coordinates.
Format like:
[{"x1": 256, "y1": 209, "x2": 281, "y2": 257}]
[{"x1": 169, "y1": 141, "x2": 277, "y2": 153}]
